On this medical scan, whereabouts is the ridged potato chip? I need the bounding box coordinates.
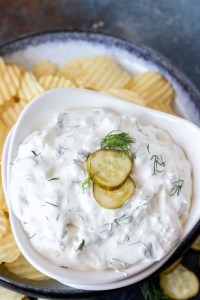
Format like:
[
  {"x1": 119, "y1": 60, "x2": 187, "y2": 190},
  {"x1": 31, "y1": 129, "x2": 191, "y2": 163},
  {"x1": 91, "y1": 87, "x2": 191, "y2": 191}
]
[
  {"x1": 0, "y1": 193, "x2": 7, "y2": 211},
  {"x1": 33, "y1": 61, "x2": 56, "y2": 79},
  {"x1": 0, "y1": 210, "x2": 8, "y2": 238},
  {"x1": 1, "y1": 100, "x2": 27, "y2": 127},
  {"x1": 5, "y1": 254, "x2": 49, "y2": 281},
  {"x1": 0, "y1": 63, "x2": 22, "y2": 105},
  {"x1": 57, "y1": 58, "x2": 84, "y2": 83},
  {"x1": 76, "y1": 56, "x2": 131, "y2": 91},
  {"x1": 0, "y1": 57, "x2": 7, "y2": 76},
  {"x1": 160, "y1": 265, "x2": 199, "y2": 299},
  {"x1": 39, "y1": 75, "x2": 74, "y2": 90},
  {"x1": 0, "y1": 121, "x2": 10, "y2": 160},
  {"x1": 126, "y1": 71, "x2": 174, "y2": 105},
  {"x1": 102, "y1": 88, "x2": 144, "y2": 105},
  {"x1": 0, "y1": 170, "x2": 7, "y2": 211},
  {"x1": 149, "y1": 102, "x2": 177, "y2": 115},
  {"x1": 0, "y1": 224, "x2": 20, "y2": 263},
  {"x1": 0, "y1": 286, "x2": 27, "y2": 300},
  {"x1": 18, "y1": 72, "x2": 44, "y2": 102}
]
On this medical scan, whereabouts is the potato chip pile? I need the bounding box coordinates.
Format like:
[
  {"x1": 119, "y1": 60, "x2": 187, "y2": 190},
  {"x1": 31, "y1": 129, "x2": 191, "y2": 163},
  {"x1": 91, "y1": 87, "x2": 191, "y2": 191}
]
[
  {"x1": 0, "y1": 286, "x2": 29, "y2": 300},
  {"x1": 0, "y1": 55, "x2": 198, "y2": 299},
  {"x1": 0, "y1": 55, "x2": 177, "y2": 129}
]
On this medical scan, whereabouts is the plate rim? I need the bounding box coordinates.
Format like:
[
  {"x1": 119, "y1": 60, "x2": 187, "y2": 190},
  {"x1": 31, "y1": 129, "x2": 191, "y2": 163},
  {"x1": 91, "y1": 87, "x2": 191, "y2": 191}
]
[{"x1": 0, "y1": 29, "x2": 200, "y2": 298}]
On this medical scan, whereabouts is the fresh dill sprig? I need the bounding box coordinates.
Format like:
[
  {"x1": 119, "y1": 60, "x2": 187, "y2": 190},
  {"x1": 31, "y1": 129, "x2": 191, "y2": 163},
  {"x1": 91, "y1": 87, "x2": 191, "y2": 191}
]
[
  {"x1": 150, "y1": 155, "x2": 165, "y2": 174},
  {"x1": 82, "y1": 172, "x2": 93, "y2": 192},
  {"x1": 76, "y1": 239, "x2": 85, "y2": 252},
  {"x1": 170, "y1": 180, "x2": 184, "y2": 196},
  {"x1": 31, "y1": 150, "x2": 41, "y2": 157},
  {"x1": 101, "y1": 130, "x2": 134, "y2": 156},
  {"x1": 48, "y1": 177, "x2": 60, "y2": 181},
  {"x1": 141, "y1": 282, "x2": 169, "y2": 300}
]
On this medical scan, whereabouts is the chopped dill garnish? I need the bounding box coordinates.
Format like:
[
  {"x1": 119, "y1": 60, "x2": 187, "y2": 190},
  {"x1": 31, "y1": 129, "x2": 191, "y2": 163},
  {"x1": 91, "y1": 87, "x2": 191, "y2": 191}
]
[
  {"x1": 76, "y1": 239, "x2": 85, "y2": 252},
  {"x1": 128, "y1": 241, "x2": 140, "y2": 246},
  {"x1": 61, "y1": 147, "x2": 69, "y2": 151},
  {"x1": 46, "y1": 216, "x2": 49, "y2": 221},
  {"x1": 9, "y1": 162, "x2": 15, "y2": 165},
  {"x1": 56, "y1": 213, "x2": 60, "y2": 221},
  {"x1": 60, "y1": 266, "x2": 69, "y2": 269},
  {"x1": 46, "y1": 201, "x2": 58, "y2": 207},
  {"x1": 78, "y1": 214, "x2": 85, "y2": 221},
  {"x1": 48, "y1": 177, "x2": 60, "y2": 181},
  {"x1": 147, "y1": 143, "x2": 150, "y2": 154},
  {"x1": 114, "y1": 219, "x2": 119, "y2": 226},
  {"x1": 170, "y1": 180, "x2": 184, "y2": 196},
  {"x1": 28, "y1": 233, "x2": 37, "y2": 239},
  {"x1": 112, "y1": 258, "x2": 128, "y2": 263},
  {"x1": 141, "y1": 282, "x2": 169, "y2": 300},
  {"x1": 150, "y1": 154, "x2": 165, "y2": 174},
  {"x1": 82, "y1": 172, "x2": 93, "y2": 192},
  {"x1": 101, "y1": 130, "x2": 134, "y2": 156},
  {"x1": 31, "y1": 150, "x2": 41, "y2": 157}
]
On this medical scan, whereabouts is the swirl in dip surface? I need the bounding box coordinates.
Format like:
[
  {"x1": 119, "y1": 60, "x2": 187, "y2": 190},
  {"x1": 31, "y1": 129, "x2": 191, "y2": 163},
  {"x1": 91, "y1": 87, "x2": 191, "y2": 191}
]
[{"x1": 10, "y1": 108, "x2": 192, "y2": 271}]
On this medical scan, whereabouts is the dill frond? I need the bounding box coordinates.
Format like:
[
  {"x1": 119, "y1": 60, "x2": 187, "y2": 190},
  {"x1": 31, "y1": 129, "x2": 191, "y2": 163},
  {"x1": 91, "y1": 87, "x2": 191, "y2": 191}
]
[{"x1": 101, "y1": 130, "x2": 134, "y2": 156}]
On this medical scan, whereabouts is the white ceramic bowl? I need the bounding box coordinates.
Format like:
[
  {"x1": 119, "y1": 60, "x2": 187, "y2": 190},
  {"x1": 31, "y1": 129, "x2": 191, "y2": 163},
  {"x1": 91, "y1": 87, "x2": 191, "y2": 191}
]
[{"x1": 2, "y1": 87, "x2": 200, "y2": 290}]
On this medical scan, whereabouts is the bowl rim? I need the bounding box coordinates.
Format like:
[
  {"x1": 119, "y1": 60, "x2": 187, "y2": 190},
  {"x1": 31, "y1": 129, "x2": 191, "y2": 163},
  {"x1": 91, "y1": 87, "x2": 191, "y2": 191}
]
[{"x1": 0, "y1": 29, "x2": 200, "y2": 298}]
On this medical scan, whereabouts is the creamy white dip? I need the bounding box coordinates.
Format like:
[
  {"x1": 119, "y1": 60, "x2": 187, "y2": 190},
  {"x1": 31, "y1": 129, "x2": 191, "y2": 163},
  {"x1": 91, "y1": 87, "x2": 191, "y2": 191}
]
[{"x1": 10, "y1": 108, "x2": 192, "y2": 271}]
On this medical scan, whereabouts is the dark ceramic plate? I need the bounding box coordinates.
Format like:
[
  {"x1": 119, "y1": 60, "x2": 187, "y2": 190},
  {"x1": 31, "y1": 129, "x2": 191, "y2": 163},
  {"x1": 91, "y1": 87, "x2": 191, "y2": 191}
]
[{"x1": 0, "y1": 30, "x2": 199, "y2": 299}]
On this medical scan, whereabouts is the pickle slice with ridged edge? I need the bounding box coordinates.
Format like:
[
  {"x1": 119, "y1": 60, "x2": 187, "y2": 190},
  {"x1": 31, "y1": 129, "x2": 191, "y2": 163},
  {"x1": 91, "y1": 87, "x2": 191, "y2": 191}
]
[
  {"x1": 93, "y1": 177, "x2": 135, "y2": 209},
  {"x1": 160, "y1": 265, "x2": 199, "y2": 300},
  {"x1": 161, "y1": 257, "x2": 182, "y2": 275},
  {"x1": 87, "y1": 149, "x2": 133, "y2": 190}
]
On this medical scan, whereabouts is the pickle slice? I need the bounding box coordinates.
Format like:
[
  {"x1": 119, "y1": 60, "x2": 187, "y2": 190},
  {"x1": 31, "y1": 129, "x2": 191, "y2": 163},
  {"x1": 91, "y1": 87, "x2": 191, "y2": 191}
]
[
  {"x1": 93, "y1": 177, "x2": 135, "y2": 209},
  {"x1": 161, "y1": 257, "x2": 182, "y2": 275},
  {"x1": 160, "y1": 265, "x2": 199, "y2": 300},
  {"x1": 87, "y1": 149, "x2": 133, "y2": 190}
]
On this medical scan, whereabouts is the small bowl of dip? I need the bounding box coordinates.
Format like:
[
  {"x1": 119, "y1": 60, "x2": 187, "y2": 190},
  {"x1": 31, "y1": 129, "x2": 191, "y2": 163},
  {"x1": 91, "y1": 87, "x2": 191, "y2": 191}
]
[{"x1": 2, "y1": 87, "x2": 200, "y2": 290}]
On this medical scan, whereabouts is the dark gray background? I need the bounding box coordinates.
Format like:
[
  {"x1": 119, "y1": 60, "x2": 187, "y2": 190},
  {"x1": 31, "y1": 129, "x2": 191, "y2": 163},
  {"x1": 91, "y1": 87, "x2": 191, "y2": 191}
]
[
  {"x1": 0, "y1": 0, "x2": 200, "y2": 91},
  {"x1": 0, "y1": 0, "x2": 199, "y2": 299}
]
